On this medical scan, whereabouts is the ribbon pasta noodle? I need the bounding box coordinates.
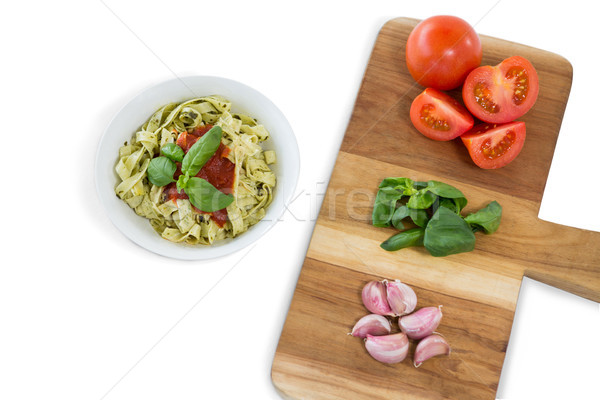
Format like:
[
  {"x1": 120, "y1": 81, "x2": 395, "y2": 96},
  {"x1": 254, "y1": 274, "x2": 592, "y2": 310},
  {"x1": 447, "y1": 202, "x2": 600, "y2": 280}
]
[{"x1": 114, "y1": 96, "x2": 276, "y2": 245}]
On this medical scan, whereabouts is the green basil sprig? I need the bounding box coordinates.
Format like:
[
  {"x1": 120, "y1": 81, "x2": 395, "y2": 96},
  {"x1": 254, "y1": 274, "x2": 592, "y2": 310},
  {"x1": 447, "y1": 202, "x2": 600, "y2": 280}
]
[
  {"x1": 183, "y1": 177, "x2": 233, "y2": 212},
  {"x1": 146, "y1": 125, "x2": 233, "y2": 212},
  {"x1": 372, "y1": 178, "x2": 501, "y2": 257},
  {"x1": 181, "y1": 126, "x2": 223, "y2": 176},
  {"x1": 161, "y1": 143, "x2": 185, "y2": 162}
]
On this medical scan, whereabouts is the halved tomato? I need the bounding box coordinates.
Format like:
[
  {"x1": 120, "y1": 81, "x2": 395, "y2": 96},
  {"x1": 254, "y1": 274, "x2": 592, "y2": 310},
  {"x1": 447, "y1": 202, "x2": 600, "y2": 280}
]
[
  {"x1": 461, "y1": 121, "x2": 526, "y2": 169},
  {"x1": 409, "y1": 88, "x2": 474, "y2": 141},
  {"x1": 462, "y1": 56, "x2": 539, "y2": 124}
]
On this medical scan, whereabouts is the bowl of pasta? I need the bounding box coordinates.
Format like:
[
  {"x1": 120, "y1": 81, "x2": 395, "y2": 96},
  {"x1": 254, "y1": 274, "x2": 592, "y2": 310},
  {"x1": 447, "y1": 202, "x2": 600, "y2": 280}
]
[{"x1": 95, "y1": 76, "x2": 300, "y2": 260}]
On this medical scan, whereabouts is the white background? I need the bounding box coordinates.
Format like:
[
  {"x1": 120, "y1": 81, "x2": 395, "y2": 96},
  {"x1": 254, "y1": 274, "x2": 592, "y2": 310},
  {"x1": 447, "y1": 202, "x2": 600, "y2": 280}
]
[{"x1": 1, "y1": 1, "x2": 599, "y2": 399}]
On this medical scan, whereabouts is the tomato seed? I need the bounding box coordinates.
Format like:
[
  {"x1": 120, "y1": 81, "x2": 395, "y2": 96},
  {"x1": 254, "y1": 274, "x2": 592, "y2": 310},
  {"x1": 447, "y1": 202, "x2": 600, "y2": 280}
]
[
  {"x1": 420, "y1": 104, "x2": 450, "y2": 131},
  {"x1": 506, "y1": 67, "x2": 529, "y2": 105},
  {"x1": 481, "y1": 130, "x2": 516, "y2": 159},
  {"x1": 474, "y1": 83, "x2": 500, "y2": 113}
]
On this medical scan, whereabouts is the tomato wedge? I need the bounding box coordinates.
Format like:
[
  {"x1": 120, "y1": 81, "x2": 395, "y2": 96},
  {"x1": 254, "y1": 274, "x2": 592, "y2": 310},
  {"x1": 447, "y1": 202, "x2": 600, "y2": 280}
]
[
  {"x1": 461, "y1": 121, "x2": 526, "y2": 169},
  {"x1": 409, "y1": 88, "x2": 474, "y2": 141},
  {"x1": 462, "y1": 56, "x2": 539, "y2": 124}
]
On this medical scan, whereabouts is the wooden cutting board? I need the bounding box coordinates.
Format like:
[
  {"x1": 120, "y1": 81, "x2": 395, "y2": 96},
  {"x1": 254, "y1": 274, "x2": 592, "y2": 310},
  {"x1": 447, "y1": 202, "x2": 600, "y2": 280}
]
[{"x1": 271, "y1": 17, "x2": 600, "y2": 400}]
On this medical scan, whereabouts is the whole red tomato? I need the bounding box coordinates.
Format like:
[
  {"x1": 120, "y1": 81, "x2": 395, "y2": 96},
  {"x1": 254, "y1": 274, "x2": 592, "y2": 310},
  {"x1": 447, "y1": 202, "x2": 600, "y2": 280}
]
[{"x1": 406, "y1": 16, "x2": 482, "y2": 91}]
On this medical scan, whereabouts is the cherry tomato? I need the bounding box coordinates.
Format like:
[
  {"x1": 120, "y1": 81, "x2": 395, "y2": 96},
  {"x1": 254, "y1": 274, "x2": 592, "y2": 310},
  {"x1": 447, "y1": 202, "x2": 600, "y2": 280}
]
[
  {"x1": 406, "y1": 15, "x2": 482, "y2": 91},
  {"x1": 462, "y1": 56, "x2": 539, "y2": 124},
  {"x1": 461, "y1": 121, "x2": 526, "y2": 169},
  {"x1": 410, "y1": 88, "x2": 474, "y2": 141}
]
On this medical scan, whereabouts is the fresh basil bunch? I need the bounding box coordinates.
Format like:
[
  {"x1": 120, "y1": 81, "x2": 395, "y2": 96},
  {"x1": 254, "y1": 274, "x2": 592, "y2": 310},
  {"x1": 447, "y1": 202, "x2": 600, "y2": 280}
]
[
  {"x1": 147, "y1": 126, "x2": 234, "y2": 212},
  {"x1": 372, "y1": 178, "x2": 502, "y2": 257}
]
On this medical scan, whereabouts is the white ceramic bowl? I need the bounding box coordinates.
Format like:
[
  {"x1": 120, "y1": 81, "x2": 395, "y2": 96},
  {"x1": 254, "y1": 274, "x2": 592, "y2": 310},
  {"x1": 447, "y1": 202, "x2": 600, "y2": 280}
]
[{"x1": 95, "y1": 76, "x2": 300, "y2": 260}]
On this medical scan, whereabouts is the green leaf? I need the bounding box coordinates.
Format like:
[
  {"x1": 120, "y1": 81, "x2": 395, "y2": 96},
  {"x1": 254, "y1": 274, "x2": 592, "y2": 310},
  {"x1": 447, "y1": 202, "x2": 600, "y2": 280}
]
[
  {"x1": 184, "y1": 177, "x2": 234, "y2": 212},
  {"x1": 147, "y1": 156, "x2": 176, "y2": 187},
  {"x1": 407, "y1": 189, "x2": 437, "y2": 209},
  {"x1": 160, "y1": 143, "x2": 185, "y2": 162},
  {"x1": 414, "y1": 181, "x2": 428, "y2": 190},
  {"x1": 426, "y1": 181, "x2": 467, "y2": 211},
  {"x1": 372, "y1": 186, "x2": 403, "y2": 227},
  {"x1": 380, "y1": 228, "x2": 425, "y2": 251},
  {"x1": 392, "y1": 205, "x2": 429, "y2": 229},
  {"x1": 181, "y1": 125, "x2": 222, "y2": 176},
  {"x1": 391, "y1": 205, "x2": 410, "y2": 230},
  {"x1": 409, "y1": 208, "x2": 429, "y2": 227},
  {"x1": 379, "y1": 177, "x2": 417, "y2": 196},
  {"x1": 426, "y1": 180, "x2": 465, "y2": 198},
  {"x1": 464, "y1": 201, "x2": 503, "y2": 234},
  {"x1": 453, "y1": 197, "x2": 468, "y2": 212},
  {"x1": 435, "y1": 197, "x2": 460, "y2": 214},
  {"x1": 424, "y1": 206, "x2": 475, "y2": 257}
]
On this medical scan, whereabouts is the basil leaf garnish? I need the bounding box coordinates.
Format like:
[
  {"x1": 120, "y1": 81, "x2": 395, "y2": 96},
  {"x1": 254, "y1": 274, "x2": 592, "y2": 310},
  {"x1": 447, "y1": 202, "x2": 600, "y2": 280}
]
[
  {"x1": 424, "y1": 206, "x2": 475, "y2": 257},
  {"x1": 161, "y1": 143, "x2": 185, "y2": 162},
  {"x1": 184, "y1": 177, "x2": 233, "y2": 212},
  {"x1": 147, "y1": 156, "x2": 176, "y2": 187},
  {"x1": 181, "y1": 125, "x2": 223, "y2": 177},
  {"x1": 464, "y1": 201, "x2": 502, "y2": 234}
]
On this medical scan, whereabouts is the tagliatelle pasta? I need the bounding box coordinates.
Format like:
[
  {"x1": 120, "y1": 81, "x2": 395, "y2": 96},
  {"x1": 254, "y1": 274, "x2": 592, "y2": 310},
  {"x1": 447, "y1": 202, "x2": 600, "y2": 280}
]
[{"x1": 115, "y1": 96, "x2": 276, "y2": 245}]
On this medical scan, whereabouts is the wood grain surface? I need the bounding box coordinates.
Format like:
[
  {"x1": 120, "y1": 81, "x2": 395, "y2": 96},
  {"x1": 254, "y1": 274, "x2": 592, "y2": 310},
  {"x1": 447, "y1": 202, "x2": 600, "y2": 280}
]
[{"x1": 272, "y1": 17, "x2": 599, "y2": 400}]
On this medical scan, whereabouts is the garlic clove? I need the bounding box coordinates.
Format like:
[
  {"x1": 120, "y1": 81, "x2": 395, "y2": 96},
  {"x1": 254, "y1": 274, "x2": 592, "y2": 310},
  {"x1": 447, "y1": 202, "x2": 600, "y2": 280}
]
[
  {"x1": 386, "y1": 279, "x2": 417, "y2": 316},
  {"x1": 350, "y1": 314, "x2": 392, "y2": 338},
  {"x1": 361, "y1": 280, "x2": 393, "y2": 316},
  {"x1": 413, "y1": 333, "x2": 451, "y2": 367},
  {"x1": 364, "y1": 332, "x2": 409, "y2": 364},
  {"x1": 398, "y1": 305, "x2": 443, "y2": 340}
]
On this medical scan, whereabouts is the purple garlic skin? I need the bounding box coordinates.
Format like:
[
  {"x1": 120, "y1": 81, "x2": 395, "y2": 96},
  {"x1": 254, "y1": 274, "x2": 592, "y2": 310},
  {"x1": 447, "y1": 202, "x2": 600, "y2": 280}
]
[
  {"x1": 414, "y1": 333, "x2": 451, "y2": 367},
  {"x1": 398, "y1": 306, "x2": 443, "y2": 340},
  {"x1": 361, "y1": 280, "x2": 393, "y2": 316},
  {"x1": 364, "y1": 332, "x2": 409, "y2": 364},
  {"x1": 386, "y1": 280, "x2": 417, "y2": 316},
  {"x1": 351, "y1": 314, "x2": 392, "y2": 338}
]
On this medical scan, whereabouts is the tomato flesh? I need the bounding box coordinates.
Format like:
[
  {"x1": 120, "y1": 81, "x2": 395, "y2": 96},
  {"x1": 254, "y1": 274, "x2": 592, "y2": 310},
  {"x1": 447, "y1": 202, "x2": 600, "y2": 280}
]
[
  {"x1": 461, "y1": 121, "x2": 526, "y2": 169},
  {"x1": 406, "y1": 15, "x2": 482, "y2": 90},
  {"x1": 410, "y1": 88, "x2": 474, "y2": 141},
  {"x1": 463, "y1": 56, "x2": 539, "y2": 124}
]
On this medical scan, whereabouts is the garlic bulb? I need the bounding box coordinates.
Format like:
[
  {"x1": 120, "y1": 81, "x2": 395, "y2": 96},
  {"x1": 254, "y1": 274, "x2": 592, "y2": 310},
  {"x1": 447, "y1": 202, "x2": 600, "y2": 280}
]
[
  {"x1": 386, "y1": 279, "x2": 417, "y2": 316},
  {"x1": 364, "y1": 332, "x2": 409, "y2": 364},
  {"x1": 350, "y1": 314, "x2": 392, "y2": 338}
]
